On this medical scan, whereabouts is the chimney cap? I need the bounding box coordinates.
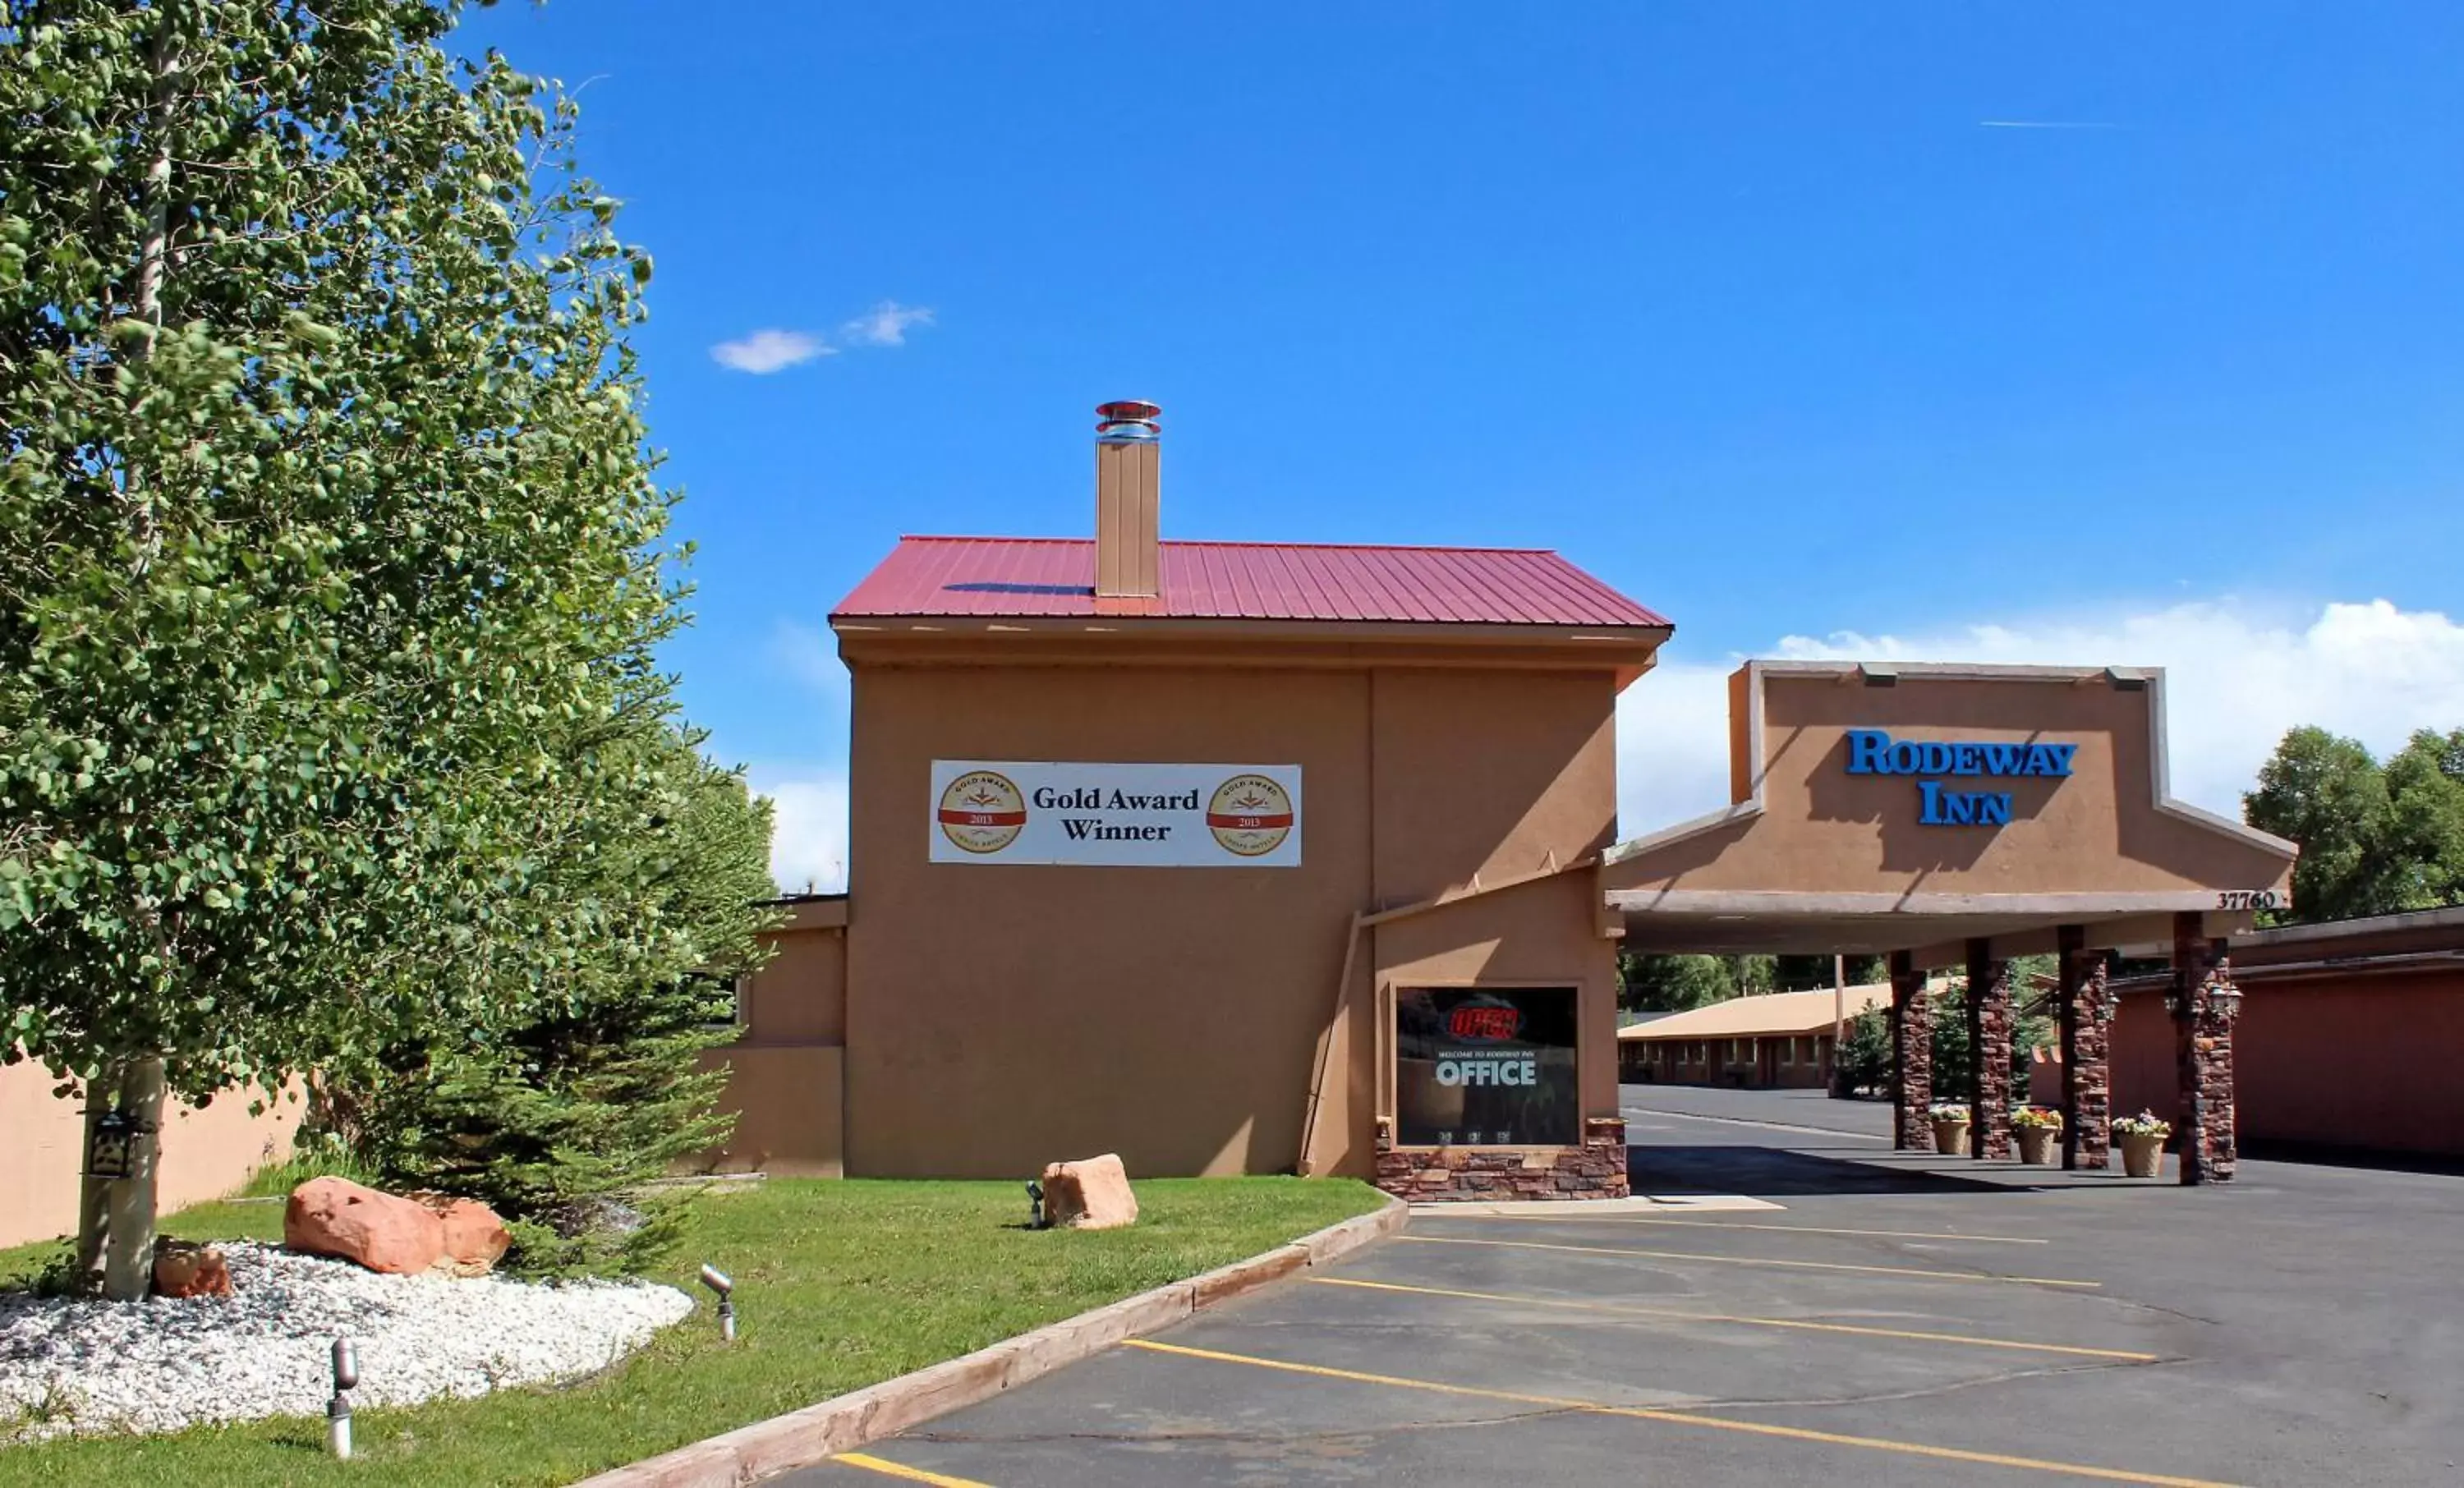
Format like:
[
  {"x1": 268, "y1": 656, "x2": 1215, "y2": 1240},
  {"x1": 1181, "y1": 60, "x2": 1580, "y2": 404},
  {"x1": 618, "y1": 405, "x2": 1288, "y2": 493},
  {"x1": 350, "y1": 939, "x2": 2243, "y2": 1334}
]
[{"x1": 1096, "y1": 399, "x2": 1161, "y2": 443}]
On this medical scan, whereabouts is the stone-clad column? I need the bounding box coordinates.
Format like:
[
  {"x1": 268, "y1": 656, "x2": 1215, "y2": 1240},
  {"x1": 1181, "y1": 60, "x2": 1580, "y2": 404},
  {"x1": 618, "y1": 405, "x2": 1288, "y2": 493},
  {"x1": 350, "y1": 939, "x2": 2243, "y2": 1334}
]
[
  {"x1": 1966, "y1": 939, "x2": 2013, "y2": 1160},
  {"x1": 2057, "y1": 925, "x2": 2112, "y2": 1170},
  {"x1": 1887, "y1": 949, "x2": 1931, "y2": 1150},
  {"x1": 2173, "y1": 918, "x2": 2241, "y2": 1185}
]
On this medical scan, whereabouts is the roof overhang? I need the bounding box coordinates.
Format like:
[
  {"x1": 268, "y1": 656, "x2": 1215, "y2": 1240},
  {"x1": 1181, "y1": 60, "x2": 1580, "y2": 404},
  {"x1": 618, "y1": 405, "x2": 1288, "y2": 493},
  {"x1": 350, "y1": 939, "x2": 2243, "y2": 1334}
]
[
  {"x1": 831, "y1": 613, "x2": 1673, "y2": 687},
  {"x1": 1603, "y1": 661, "x2": 2297, "y2": 962}
]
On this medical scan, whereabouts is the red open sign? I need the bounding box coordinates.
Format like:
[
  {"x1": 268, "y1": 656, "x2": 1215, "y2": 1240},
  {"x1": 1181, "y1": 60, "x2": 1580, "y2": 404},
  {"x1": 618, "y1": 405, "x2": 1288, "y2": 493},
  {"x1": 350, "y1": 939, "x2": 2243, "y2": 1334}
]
[{"x1": 1447, "y1": 1004, "x2": 1522, "y2": 1042}]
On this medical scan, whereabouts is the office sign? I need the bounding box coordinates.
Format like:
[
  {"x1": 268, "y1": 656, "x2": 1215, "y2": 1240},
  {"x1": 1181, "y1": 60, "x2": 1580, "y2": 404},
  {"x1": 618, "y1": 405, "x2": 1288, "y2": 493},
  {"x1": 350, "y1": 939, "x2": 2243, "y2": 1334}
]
[
  {"x1": 1393, "y1": 987, "x2": 1579, "y2": 1146},
  {"x1": 1844, "y1": 729, "x2": 2075, "y2": 828},
  {"x1": 930, "y1": 760, "x2": 1301, "y2": 866}
]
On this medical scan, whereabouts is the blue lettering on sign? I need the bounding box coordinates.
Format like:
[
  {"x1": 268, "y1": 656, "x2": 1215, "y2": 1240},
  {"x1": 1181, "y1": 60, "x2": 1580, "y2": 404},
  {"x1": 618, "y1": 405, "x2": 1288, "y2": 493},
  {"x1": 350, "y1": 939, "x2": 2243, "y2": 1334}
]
[
  {"x1": 1844, "y1": 731, "x2": 2075, "y2": 778},
  {"x1": 1849, "y1": 729, "x2": 2067, "y2": 828}
]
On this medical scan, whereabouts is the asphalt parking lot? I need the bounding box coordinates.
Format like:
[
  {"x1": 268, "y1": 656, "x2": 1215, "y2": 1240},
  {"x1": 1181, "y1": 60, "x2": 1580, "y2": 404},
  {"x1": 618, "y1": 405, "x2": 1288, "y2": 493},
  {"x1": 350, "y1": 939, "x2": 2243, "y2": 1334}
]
[{"x1": 789, "y1": 1086, "x2": 2464, "y2": 1486}]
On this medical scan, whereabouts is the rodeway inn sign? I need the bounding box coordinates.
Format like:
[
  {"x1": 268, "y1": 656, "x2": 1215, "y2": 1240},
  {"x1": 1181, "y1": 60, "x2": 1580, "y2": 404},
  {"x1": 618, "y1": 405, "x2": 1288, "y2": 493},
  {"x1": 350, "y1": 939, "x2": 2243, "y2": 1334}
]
[{"x1": 1844, "y1": 729, "x2": 2076, "y2": 827}]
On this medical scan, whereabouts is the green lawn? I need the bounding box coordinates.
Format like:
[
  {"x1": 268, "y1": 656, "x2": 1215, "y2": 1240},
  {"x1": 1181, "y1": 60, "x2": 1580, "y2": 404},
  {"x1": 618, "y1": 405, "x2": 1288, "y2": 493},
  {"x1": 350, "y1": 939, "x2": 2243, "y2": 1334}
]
[{"x1": 0, "y1": 1176, "x2": 1384, "y2": 1487}]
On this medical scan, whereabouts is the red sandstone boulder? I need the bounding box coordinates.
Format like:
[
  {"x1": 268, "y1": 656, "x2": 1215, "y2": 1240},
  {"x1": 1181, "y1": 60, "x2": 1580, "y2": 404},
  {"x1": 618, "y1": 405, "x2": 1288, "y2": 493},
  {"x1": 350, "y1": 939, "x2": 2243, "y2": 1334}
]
[
  {"x1": 285, "y1": 1176, "x2": 446, "y2": 1274},
  {"x1": 152, "y1": 1241, "x2": 234, "y2": 1298},
  {"x1": 411, "y1": 1193, "x2": 513, "y2": 1276},
  {"x1": 1040, "y1": 1153, "x2": 1139, "y2": 1230}
]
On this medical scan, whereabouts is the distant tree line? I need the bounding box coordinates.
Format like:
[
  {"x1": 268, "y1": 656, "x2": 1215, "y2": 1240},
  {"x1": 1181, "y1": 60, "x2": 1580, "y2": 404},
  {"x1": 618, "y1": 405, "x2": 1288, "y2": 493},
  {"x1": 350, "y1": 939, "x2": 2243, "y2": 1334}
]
[
  {"x1": 1618, "y1": 953, "x2": 1890, "y2": 1014},
  {"x1": 2244, "y1": 725, "x2": 2464, "y2": 923}
]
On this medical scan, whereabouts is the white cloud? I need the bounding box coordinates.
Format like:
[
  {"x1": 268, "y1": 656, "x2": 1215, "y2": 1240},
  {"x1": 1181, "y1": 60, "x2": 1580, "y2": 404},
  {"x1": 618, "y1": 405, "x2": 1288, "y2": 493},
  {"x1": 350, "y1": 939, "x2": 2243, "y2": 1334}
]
[
  {"x1": 758, "y1": 773, "x2": 849, "y2": 894},
  {"x1": 710, "y1": 328, "x2": 832, "y2": 374},
  {"x1": 838, "y1": 301, "x2": 934, "y2": 347},
  {"x1": 1616, "y1": 597, "x2": 2464, "y2": 840},
  {"x1": 769, "y1": 619, "x2": 848, "y2": 695}
]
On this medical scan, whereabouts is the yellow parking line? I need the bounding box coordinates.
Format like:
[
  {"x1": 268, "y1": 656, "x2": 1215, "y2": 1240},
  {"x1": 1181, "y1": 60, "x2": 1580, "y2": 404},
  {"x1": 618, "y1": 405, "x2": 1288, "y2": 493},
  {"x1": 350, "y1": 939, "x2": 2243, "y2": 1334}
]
[
  {"x1": 1445, "y1": 1214, "x2": 2050, "y2": 1245},
  {"x1": 1401, "y1": 1233, "x2": 2099, "y2": 1288},
  {"x1": 1124, "y1": 1339, "x2": 2236, "y2": 1487},
  {"x1": 832, "y1": 1451, "x2": 996, "y2": 1487},
  {"x1": 1308, "y1": 1276, "x2": 2158, "y2": 1361}
]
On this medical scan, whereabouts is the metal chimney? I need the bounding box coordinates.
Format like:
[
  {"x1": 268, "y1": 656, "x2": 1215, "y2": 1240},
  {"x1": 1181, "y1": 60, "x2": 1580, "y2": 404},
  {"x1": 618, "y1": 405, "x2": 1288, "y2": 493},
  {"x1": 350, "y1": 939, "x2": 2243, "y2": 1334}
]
[{"x1": 1093, "y1": 400, "x2": 1160, "y2": 600}]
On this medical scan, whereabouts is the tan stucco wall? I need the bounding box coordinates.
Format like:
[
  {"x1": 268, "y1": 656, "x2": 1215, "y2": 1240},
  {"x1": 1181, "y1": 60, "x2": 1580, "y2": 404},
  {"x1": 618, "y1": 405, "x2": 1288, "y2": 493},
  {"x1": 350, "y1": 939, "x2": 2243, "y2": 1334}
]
[
  {"x1": 742, "y1": 921, "x2": 847, "y2": 1045},
  {"x1": 696, "y1": 916, "x2": 848, "y2": 1177},
  {"x1": 839, "y1": 660, "x2": 1623, "y2": 1181},
  {"x1": 0, "y1": 1061, "x2": 300, "y2": 1249},
  {"x1": 1371, "y1": 873, "x2": 1620, "y2": 1132},
  {"x1": 697, "y1": 1045, "x2": 845, "y2": 1178}
]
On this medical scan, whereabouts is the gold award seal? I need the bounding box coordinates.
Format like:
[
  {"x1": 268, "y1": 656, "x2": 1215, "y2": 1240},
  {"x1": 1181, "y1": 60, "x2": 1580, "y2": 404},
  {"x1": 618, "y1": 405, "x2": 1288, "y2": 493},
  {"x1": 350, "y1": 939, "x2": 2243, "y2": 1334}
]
[
  {"x1": 938, "y1": 770, "x2": 1027, "y2": 854},
  {"x1": 1207, "y1": 774, "x2": 1294, "y2": 857}
]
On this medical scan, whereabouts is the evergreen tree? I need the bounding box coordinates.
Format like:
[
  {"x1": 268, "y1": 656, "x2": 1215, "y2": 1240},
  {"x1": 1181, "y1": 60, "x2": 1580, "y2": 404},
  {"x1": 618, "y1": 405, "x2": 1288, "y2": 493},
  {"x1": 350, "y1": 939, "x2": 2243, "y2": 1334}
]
[
  {"x1": 1832, "y1": 1007, "x2": 1891, "y2": 1096},
  {"x1": 342, "y1": 736, "x2": 779, "y2": 1274}
]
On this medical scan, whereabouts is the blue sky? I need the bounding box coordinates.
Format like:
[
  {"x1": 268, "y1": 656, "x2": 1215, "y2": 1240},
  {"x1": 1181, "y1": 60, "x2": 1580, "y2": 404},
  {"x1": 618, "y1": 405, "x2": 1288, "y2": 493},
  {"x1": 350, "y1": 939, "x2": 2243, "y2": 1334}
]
[{"x1": 454, "y1": 3, "x2": 2464, "y2": 887}]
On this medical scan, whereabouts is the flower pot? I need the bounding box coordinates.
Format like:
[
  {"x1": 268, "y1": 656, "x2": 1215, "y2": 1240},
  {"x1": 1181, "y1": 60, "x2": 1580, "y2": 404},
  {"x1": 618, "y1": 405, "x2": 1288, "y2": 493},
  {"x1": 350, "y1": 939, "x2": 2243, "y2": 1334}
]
[
  {"x1": 2016, "y1": 1127, "x2": 2058, "y2": 1166},
  {"x1": 2121, "y1": 1132, "x2": 2166, "y2": 1178},
  {"x1": 1931, "y1": 1118, "x2": 1970, "y2": 1155}
]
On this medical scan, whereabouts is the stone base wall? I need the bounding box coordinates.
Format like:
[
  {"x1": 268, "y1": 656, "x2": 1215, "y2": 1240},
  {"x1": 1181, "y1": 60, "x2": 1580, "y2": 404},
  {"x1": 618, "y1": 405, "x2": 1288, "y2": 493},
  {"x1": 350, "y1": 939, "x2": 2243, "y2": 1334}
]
[
  {"x1": 2062, "y1": 958, "x2": 2113, "y2": 1170},
  {"x1": 2171, "y1": 925, "x2": 2241, "y2": 1185},
  {"x1": 1970, "y1": 955, "x2": 2015, "y2": 1160},
  {"x1": 1889, "y1": 962, "x2": 1932, "y2": 1150},
  {"x1": 2185, "y1": 962, "x2": 2240, "y2": 1182},
  {"x1": 1373, "y1": 1116, "x2": 1630, "y2": 1201}
]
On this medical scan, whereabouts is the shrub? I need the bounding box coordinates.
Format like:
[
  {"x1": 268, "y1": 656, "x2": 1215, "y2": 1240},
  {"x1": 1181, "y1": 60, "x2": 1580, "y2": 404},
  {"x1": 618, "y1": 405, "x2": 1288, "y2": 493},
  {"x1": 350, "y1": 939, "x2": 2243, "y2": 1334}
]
[{"x1": 1832, "y1": 1008, "x2": 1892, "y2": 1095}]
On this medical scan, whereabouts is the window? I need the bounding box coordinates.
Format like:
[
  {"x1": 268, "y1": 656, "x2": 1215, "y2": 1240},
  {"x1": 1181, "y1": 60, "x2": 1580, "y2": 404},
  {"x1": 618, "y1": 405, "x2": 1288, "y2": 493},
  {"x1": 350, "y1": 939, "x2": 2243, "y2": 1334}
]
[
  {"x1": 1779, "y1": 1038, "x2": 1794, "y2": 1066},
  {"x1": 1732, "y1": 1038, "x2": 1748, "y2": 1063},
  {"x1": 1395, "y1": 987, "x2": 1580, "y2": 1146},
  {"x1": 687, "y1": 970, "x2": 747, "y2": 1031}
]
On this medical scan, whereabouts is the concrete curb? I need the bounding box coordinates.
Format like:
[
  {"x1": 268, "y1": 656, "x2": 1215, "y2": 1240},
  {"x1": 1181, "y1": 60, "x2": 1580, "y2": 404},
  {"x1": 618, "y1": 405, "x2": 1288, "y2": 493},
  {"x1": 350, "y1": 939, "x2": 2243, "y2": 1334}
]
[{"x1": 573, "y1": 1194, "x2": 1409, "y2": 1488}]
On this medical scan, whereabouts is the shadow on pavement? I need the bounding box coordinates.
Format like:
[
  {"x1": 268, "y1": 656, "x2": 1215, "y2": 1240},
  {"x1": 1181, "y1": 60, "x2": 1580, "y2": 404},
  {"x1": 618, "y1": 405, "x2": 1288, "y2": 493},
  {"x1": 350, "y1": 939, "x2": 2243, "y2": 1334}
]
[
  {"x1": 1629, "y1": 1142, "x2": 2020, "y2": 1196},
  {"x1": 2240, "y1": 1138, "x2": 2464, "y2": 1179}
]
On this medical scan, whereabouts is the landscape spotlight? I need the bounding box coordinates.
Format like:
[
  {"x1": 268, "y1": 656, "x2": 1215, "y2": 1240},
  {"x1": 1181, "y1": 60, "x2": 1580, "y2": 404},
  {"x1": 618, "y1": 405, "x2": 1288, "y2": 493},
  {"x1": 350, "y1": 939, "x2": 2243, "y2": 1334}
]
[
  {"x1": 699, "y1": 1263, "x2": 736, "y2": 1343},
  {"x1": 1024, "y1": 1179, "x2": 1048, "y2": 1231},
  {"x1": 328, "y1": 1336, "x2": 358, "y2": 1459}
]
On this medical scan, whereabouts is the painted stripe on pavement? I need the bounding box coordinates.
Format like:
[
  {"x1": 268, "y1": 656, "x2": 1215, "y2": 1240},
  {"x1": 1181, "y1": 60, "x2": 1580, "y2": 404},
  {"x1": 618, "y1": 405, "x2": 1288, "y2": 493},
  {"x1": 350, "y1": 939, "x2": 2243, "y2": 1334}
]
[
  {"x1": 1400, "y1": 1233, "x2": 2100, "y2": 1288},
  {"x1": 1123, "y1": 1339, "x2": 2236, "y2": 1487},
  {"x1": 1308, "y1": 1276, "x2": 2156, "y2": 1360},
  {"x1": 1438, "y1": 1214, "x2": 2048, "y2": 1245},
  {"x1": 831, "y1": 1452, "x2": 996, "y2": 1487}
]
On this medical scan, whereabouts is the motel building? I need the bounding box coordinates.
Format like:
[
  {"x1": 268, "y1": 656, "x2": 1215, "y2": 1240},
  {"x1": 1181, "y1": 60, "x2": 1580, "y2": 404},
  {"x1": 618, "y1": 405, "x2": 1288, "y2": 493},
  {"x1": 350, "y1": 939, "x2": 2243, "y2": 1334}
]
[
  {"x1": 1618, "y1": 981, "x2": 1901, "y2": 1091},
  {"x1": 706, "y1": 402, "x2": 2299, "y2": 1201}
]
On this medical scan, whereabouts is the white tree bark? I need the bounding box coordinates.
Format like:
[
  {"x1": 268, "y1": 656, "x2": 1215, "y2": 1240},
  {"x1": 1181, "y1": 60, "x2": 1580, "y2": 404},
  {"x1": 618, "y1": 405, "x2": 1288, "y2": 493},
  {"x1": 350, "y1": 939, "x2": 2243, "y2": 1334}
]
[
  {"x1": 99, "y1": 1057, "x2": 168, "y2": 1302},
  {"x1": 122, "y1": 0, "x2": 183, "y2": 573},
  {"x1": 72, "y1": 1068, "x2": 117, "y2": 1288}
]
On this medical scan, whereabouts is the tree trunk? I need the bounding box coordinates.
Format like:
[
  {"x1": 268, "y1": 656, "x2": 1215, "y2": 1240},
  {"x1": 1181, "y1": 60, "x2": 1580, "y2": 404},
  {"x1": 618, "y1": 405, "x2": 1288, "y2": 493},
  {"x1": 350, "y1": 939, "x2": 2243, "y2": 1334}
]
[
  {"x1": 72, "y1": 1065, "x2": 122, "y2": 1291},
  {"x1": 122, "y1": 1, "x2": 184, "y2": 573},
  {"x1": 99, "y1": 1057, "x2": 168, "y2": 1302}
]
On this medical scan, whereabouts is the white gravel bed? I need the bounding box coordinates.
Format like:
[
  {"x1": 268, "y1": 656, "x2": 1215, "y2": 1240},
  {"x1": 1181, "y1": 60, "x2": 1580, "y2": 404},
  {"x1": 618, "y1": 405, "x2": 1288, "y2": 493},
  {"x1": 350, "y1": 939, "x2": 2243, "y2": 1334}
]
[{"x1": 0, "y1": 1242, "x2": 694, "y2": 1441}]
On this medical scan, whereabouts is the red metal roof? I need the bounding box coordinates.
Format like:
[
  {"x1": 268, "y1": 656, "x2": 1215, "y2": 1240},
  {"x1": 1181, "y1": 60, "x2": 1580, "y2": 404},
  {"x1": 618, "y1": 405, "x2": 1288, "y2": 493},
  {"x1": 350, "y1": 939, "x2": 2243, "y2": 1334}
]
[{"x1": 830, "y1": 537, "x2": 1670, "y2": 628}]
